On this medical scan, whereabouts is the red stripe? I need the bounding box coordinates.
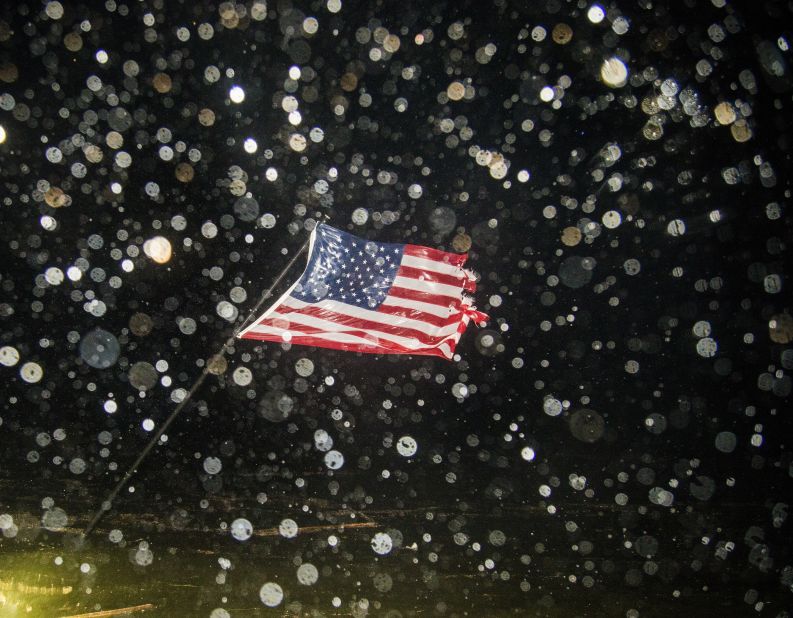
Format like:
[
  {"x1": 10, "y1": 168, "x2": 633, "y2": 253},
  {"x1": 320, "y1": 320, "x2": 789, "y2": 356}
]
[
  {"x1": 396, "y1": 265, "x2": 464, "y2": 288},
  {"x1": 261, "y1": 306, "x2": 447, "y2": 346},
  {"x1": 252, "y1": 318, "x2": 456, "y2": 353},
  {"x1": 377, "y1": 303, "x2": 461, "y2": 328},
  {"x1": 281, "y1": 297, "x2": 456, "y2": 329},
  {"x1": 387, "y1": 285, "x2": 462, "y2": 309},
  {"x1": 404, "y1": 244, "x2": 468, "y2": 267},
  {"x1": 239, "y1": 330, "x2": 453, "y2": 359}
]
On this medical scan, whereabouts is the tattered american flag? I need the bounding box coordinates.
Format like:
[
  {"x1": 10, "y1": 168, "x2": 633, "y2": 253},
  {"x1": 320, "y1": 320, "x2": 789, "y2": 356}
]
[{"x1": 237, "y1": 223, "x2": 489, "y2": 359}]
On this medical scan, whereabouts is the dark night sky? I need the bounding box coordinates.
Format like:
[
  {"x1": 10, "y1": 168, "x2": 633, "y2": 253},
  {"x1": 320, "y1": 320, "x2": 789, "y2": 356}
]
[{"x1": 1, "y1": 0, "x2": 792, "y2": 616}]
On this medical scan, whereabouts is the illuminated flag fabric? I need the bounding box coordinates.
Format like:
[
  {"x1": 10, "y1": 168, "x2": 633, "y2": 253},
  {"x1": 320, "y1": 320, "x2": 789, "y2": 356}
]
[{"x1": 237, "y1": 223, "x2": 489, "y2": 359}]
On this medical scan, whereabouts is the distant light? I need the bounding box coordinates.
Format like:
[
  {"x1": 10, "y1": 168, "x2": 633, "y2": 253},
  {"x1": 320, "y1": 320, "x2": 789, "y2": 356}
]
[
  {"x1": 289, "y1": 133, "x2": 307, "y2": 152},
  {"x1": 229, "y1": 85, "x2": 245, "y2": 103},
  {"x1": 0, "y1": 125, "x2": 6, "y2": 144},
  {"x1": 95, "y1": 49, "x2": 109, "y2": 63},
  {"x1": 601, "y1": 57, "x2": 628, "y2": 87},
  {"x1": 143, "y1": 236, "x2": 172, "y2": 264},
  {"x1": 587, "y1": 5, "x2": 605, "y2": 23},
  {"x1": 40, "y1": 215, "x2": 58, "y2": 231},
  {"x1": 251, "y1": 1, "x2": 268, "y2": 20},
  {"x1": 539, "y1": 86, "x2": 554, "y2": 102},
  {"x1": 289, "y1": 66, "x2": 301, "y2": 80},
  {"x1": 142, "y1": 418, "x2": 155, "y2": 431},
  {"x1": 302, "y1": 17, "x2": 319, "y2": 35},
  {"x1": 244, "y1": 138, "x2": 258, "y2": 153}
]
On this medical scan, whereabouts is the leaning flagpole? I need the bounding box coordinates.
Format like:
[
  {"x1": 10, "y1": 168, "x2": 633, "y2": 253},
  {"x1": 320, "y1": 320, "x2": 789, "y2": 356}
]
[{"x1": 81, "y1": 230, "x2": 314, "y2": 539}]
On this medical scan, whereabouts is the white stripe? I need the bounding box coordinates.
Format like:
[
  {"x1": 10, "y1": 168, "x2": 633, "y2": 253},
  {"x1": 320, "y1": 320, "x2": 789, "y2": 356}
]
[
  {"x1": 391, "y1": 275, "x2": 462, "y2": 298},
  {"x1": 246, "y1": 324, "x2": 382, "y2": 347},
  {"x1": 381, "y1": 295, "x2": 458, "y2": 318},
  {"x1": 247, "y1": 322, "x2": 427, "y2": 351},
  {"x1": 277, "y1": 297, "x2": 461, "y2": 336},
  {"x1": 401, "y1": 254, "x2": 465, "y2": 278},
  {"x1": 248, "y1": 307, "x2": 446, "y2": 350},
  {"x1": 454, "y1": 314, "x2": 471, "y2": 343},
  {"x1": 245, "y1": 324, "x2": 454, "y2": 359}
]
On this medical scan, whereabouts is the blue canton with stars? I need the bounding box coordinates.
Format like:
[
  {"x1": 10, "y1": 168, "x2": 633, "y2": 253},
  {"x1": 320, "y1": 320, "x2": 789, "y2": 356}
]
[{"x1": 292, "y1": 224, "x2": 405, "y2": 310}]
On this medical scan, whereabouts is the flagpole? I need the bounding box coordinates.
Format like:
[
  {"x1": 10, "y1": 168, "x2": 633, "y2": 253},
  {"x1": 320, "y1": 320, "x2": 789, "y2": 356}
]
[{"x1": 81, "y1": 231, "x2": 313, "y2": 540}]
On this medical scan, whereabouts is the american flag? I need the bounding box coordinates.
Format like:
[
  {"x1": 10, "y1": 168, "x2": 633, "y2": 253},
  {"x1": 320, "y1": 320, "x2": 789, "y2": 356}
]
[{"x1": 237, "y1": 223, "x2": 489, "y2": 359}]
